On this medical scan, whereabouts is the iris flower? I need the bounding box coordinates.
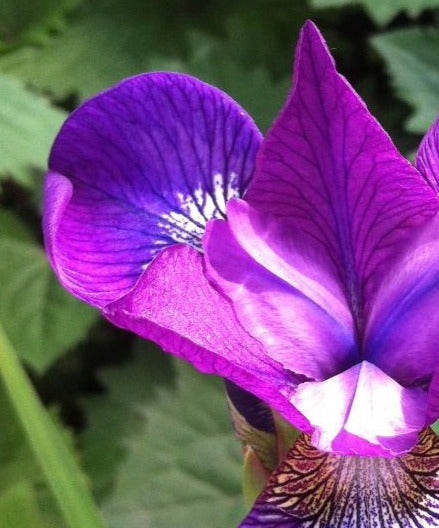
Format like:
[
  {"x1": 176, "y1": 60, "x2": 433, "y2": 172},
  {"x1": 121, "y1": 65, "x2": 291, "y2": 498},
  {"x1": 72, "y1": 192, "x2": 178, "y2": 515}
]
[{"x1": 43, "y1": 20, "x2": 439, "y2": 527}]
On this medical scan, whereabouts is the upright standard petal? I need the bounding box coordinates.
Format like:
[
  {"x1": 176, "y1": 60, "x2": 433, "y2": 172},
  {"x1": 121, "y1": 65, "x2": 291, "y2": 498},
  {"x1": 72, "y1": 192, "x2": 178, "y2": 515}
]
[
  {"x1": 417, "y1": 117, "x2": 439, "y2": 194},
  {"x1": 244, "y1": 21, "x2": 437, "y2": 332},
  {"x1": 204, "y1": 219, "x2": 356, "y2": 381},
  {"x1": 365, "y1": 212, "x2": 439, "y2": 388},
  {"x1": 240, "y1": 429, "x2": 439, "y2": 528},
  {"x1": 44, "y1": 72, "x2": 262, "y2": 307},
  {"x1": 104, "y1": 244, "x2": 311, "y2": 432}
]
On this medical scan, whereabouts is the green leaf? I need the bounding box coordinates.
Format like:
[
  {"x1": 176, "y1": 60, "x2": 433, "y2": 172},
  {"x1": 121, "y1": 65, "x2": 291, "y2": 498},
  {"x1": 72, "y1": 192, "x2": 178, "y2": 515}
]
[
  {"x1": 81, "y1": 340, "x2": 175, "y2": 500},
  {"x1": 0, "y1": 0, "x2": 82, "y2": 49},
  {"x1": 371, "y1": 27, "x2": 439, "y2": 133},
  {"x1": 220, "y1": 0, "x2": 309, "y2": 79},
  {"x1": 0, "y1": 208, "x2": 97, "y2": 372},
  {"x1": 0, "y1": 74, "x2": 65, "y2": 187},
  {"x1": 0, "y1": 375, "x2": 66, "y2": 527},
  {"x1": 0, "y1": 322, "x2": 105, "y2": 528},
  {"x1": 81, "y1": 345, "x2": 246, "y2": 527},
  {"x1": 311, "y1": 0, "x2": 439, "y2": 25},
  {"x1": 241, "y1": 446, "x2": 270, "y2": 510},
  {"x1": 0, "y1": 379, "x2": 41, "y2": 492}
]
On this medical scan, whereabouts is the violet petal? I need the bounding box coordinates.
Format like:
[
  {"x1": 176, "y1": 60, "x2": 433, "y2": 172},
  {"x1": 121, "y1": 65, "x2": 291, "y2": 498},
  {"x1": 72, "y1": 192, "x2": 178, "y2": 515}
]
[
  {"x1": 44, "y1": 72, "x2": 261, "y2": 308},
  {"x1": 244, "y1": 21, "x2": 437, "y2": 331},
  {"x1": 204, "y1": 218, "x2": 356, "y2": 380},
  {"x1": 366, "y1": 212, "x2": 439, "y2": 387}
]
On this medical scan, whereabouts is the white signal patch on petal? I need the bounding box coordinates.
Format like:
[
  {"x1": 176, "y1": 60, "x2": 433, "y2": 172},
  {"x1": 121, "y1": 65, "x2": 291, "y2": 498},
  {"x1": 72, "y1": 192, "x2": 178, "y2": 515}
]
[{"x1": 157, "y1": 172, "x2": 241, "y2": 248}]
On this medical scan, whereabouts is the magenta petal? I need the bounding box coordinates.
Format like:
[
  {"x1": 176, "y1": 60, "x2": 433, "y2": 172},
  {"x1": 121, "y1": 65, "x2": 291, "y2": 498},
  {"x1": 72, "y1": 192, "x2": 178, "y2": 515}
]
[
  {"x1": 417, "y1": 117, "x2": 439, "y2": 194},
  {"x1": 204, "y1": 219, "x2": 356, "y2": 380},
  {"x1": 225, "y1": 198, "x2": 352, "y2": 330},
  {"x1": 366, "y1": 212, "x2": 439, "y2": 386},
  {"x1": 44, "y1": 73, "x2": 261, "y2": 307},
  {"x1": 104, "y1": 244, "x2": 311, "y2": 432},
  {"x1": 291, "y1": 361, "x2": 427, "y2": 456},
  {"x1": 244, "y1": 21, "x2": 438, "y2": 327}
]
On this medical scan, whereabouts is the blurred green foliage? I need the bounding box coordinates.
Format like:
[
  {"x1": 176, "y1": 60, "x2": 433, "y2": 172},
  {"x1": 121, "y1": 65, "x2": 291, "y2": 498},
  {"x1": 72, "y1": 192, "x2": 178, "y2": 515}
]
[
  {"x1": 312, "y1": 0, "x2": 439, "y2": 25},
  {"x1": 0, "y1": 0, "x2": 438, "y2": 526}
]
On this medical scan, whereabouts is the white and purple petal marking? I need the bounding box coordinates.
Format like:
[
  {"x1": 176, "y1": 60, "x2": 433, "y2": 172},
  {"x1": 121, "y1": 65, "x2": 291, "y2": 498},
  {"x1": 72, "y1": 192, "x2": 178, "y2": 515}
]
[
  {"x1": 157, "y1": 171, "x2": 240, "y2": 247},
  {"x1": 44, "y1": 72, "x2": 261, "y2": 308}
]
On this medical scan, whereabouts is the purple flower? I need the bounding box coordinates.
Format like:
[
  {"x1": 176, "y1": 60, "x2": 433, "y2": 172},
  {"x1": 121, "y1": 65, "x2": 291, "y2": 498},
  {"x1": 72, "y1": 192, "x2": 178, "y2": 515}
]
[{"x1": 44, "y1": 20, "x2": 439, "y2": 526}]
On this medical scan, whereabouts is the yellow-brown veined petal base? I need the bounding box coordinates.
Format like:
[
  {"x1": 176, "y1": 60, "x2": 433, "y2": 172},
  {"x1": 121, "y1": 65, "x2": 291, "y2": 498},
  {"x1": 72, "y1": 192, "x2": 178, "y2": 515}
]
[{"x1": 240, "y1": 428, "x2": 439, "y2": 527}]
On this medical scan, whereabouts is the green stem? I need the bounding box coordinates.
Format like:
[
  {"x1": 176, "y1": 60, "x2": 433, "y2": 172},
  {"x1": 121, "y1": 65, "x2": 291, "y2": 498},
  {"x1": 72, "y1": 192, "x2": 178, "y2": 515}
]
[{"x1": 0, "y1": 322, "x2": 105, "y2": 528}]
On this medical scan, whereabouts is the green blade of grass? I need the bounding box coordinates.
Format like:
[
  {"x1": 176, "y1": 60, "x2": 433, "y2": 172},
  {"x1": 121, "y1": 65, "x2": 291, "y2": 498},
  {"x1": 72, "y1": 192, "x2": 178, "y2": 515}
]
[{"x1": 0, "y1": 322, "x2": 105, "y2": 528}]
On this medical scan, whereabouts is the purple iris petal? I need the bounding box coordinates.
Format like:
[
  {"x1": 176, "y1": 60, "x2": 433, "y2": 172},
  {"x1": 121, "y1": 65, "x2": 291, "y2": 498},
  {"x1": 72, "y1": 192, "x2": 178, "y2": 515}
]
[
  {"x1": 199, "y1": 20, "x2": 438, "y2": 456},
  {"x1": 417, "y1": 117, "x2": 439, "y2": 194},
  {"x1": 365, "y1": 212, "x2": 439, "y2": 387},
  {"x1": 244, "y1": 21, "x2": 438, "y2": 333},
  {"x1": 104, "y1": 244, "x2": 311, "y2": 432},
  {"x1": 427, "y1": 370, "x2": 439, "y2": 425},
  {"x1": 44, "y1": 72, "x2": 261, "y2": 307},
  {"x1": 204, "y1": 218, "x2": 356, "y2": 381},
  {"x1": 224, "y1": 198, "x2": 353, "y2": 331}
]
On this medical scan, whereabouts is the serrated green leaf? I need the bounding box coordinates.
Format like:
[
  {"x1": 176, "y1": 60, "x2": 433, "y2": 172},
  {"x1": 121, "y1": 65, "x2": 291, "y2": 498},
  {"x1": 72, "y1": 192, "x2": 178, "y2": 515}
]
[
  {"x1": 0, "y1": 0, "x2": 82, "y2": 49},
  {"x1": 81, "y1": 340, "x2": 175, "y2": 500},
  {"x1": 81, "y1": 347, "x2": 246, "y2": 527},
  {"x1": 311, "y1": 0, "x2": 439, "y2": 25},
  {"x1": 0, "y1": 209, "x2": 97, "y2": 372},
  {"x1": 371, "y1": 27, "x2": 439, "y2": 133},
  {"x1": 0, "y1": 209, "x2": 32, "y2": 241},
  {"x1": 0, "y1": 74, "x2": 65, "y2": 187}
]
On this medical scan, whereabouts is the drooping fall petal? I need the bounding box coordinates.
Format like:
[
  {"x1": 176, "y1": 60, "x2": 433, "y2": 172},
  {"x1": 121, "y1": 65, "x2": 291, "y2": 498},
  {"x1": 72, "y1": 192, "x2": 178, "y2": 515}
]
[
  {"x1": 43, "y1": 72, "x2": 261, "y2": 308},
  {"x1": 244, "y1": 21, "x2": 438, "y2": 332},
  {"x1": 240, "y1": 429, "x2": 439, "y2": 528},
  {"x1": 104, "y1": 244, "x2": 311, "y2": 432}
]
